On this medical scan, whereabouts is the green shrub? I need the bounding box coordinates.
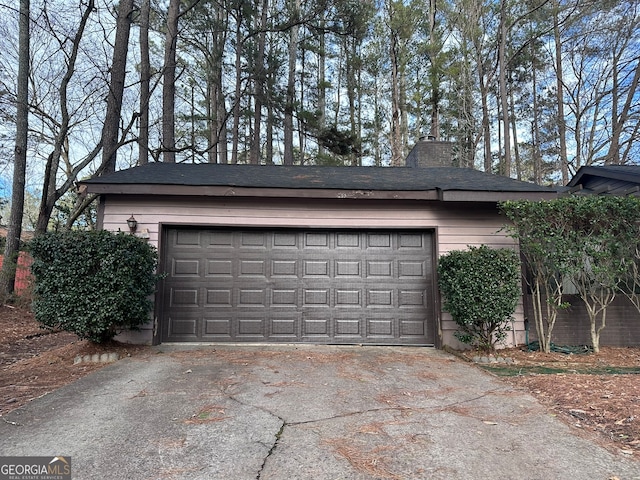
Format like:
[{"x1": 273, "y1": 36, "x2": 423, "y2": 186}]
[
  {"x1": 29, "y1": 230, "x2": 161, "y2": 343},
  {"x1": 438, "y1": 245, "x2": 521, "y2": 351}
]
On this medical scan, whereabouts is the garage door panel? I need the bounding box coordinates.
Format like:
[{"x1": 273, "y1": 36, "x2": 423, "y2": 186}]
[
  {"x1": 269, "y1": 315, "x2": 299, "y2": 337},
  {"x1": 239, "y1": 260, "x2": 266, "y2": 276},
  {"x1": 336, "y1": 233, "x2": 361, "y2": 248},
  {"x1": 398, "y1": 260, "x2": 425, "y2": 278},
  {"x1": 367, "y1": 261, "x2": 393, "y2": 277},
  {"x1": 272, "y1": 289, "x2": 297, "y2": 306},
  {"x1": 335, "y1": 260, "x2": 361, "y2": 277},
  {"x1": 175, "y1": 230, "x2": 201, "y2": 246},
  {"x1": 273, "y1": 232, "x2": 299, "y2": 247},
  {"x1": 305, "y1": 232, "x2": 330, "y2": 247},
  {"x1": 237, "y1": 316, "x2": 264, "y2": 336},
  {"x1": 207, "y1": 259, "x2": 232, "y2": 276},
  {"x1": 208, "y1": 231, "x2": 233, "y2": 246},
  {"x1": 163, "y1": 228, "x2": 435, "y2": 344},
  {"x1": 303, "y1": 289, "x2": 330, "y2": 306},
  {"x1": 302, "y1": 316, "x2": 331, "y2": 337},
  {"x1": 399, "y1": 290, "x2": 426, "y2": 307},
  {"x1": 336, "y1": 289, "x2": 361, "y2": 306},
  {"x1": 203, "y1": 317, "x2": 232, "y2": 338},
  {"x1": 399, "y1": 233, "x2": 424, "y2": 248},
  {"x1": 238, "y1": 289, "x2": 266, "y2": 306},
  {"x1": 304, "y1": 260, "x2": 330, "y2": 277},
  {"x1": 170, "y1": 288, "x2": 199, "y2": 307},
  {"x1": 206, "y1": 289, "x2": 232, "y2": 306},
  {"x1": 400, "y1": 317, "x2": 428, "y2": 337},
  {"x1": 368, "y1": 290, "x2": 393, "y2": 307},
  {"x1": 173, "y1": 259, "x2": 200, "y2": 276},
  {"x1": 335, "y1": 317, "x2": 362, "y2": 336},
  {"x1": 168, "y1": 315, "x2": 198, "y2": 336},
  {"x1": 367, "y1": 233, "x2": 392, "y2": 248},
  {"x1": 241, "y1": 232, "x2": 267, "y2": 247},
  {"x1": 272, "y1": 260, "x2": 298, "y2": 276},
  {"x1": 367, "y1": 318, "x2": 394, "y2": 337}
]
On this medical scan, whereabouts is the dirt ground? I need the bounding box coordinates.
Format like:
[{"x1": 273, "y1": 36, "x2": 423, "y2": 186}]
[
  {"x1": 0, "y1": 305, "x2": 147, "y2": 417},
  {"x1": 1, "y1": 305, "x2": 639, "y2": 458}
]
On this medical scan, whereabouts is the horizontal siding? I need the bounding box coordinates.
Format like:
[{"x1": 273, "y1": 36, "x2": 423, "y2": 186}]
[{"x1": 101, "y1": 195, "x2": 523, "y2": 347}]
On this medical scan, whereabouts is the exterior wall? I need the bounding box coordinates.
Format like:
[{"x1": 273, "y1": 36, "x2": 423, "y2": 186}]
[
  {"x1": 525, "y1": 295, "x2": 640, "y2": 347},
  {"x1": 102, "y1": 194, "x2": 522, "y2": 348}
]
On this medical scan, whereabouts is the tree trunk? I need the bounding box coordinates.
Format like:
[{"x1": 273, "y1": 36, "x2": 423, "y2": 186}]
[
  {"x1": 249, "y1": 0, "x2": 268, "y2": 165},
  {"x1": 102, "y1": 0, "x2": 133, "y2": 175},
  {"x1": 139, "y1": 0, "x2": 150, "y2": 165},
  {"x1": 162, "y1": 0, "x2": 180, "y2": 163},
  {"x1": 498, "y1": 0, "x2": 511, "y2": 177},
  {"x1": 266, "y1": 67, "x2": 274, "y2": 164},
  {"x1": 298, "y1": 42, "x2": 306, "y2": 164},
  {"x1": 231, "y1": 7, "x2": 243, "y2": 164},
  {"x1": 509, "y1": 87, "x2": 521, "y2": 180},
  {"x1": 283, "y1": 3, "x2": 299, "y2": 165},
  {"x1": 553, "y1": 3, "x2": 569, "y2": 184},
  {"x1": 317, "y1": 25, "x2": 326, "y2": 157},
  {"x1": 428, "y1": 0, "x2": 439, "y2": 140},
  {"x1": 0, "y1": 0, "x2": 29, "y2": 297},
  {"x1": 389, "y1": 6, "x2": 402, "y2": 167},
  {"x1": 101, "y1": 0, "x2": 134, "y2": 174},
  {"x1": 206, "y1": 7, "x2": 228, "y2": 164},
  {"x1": 531, "y1": 43, "x2": 542, "y2": 184}
]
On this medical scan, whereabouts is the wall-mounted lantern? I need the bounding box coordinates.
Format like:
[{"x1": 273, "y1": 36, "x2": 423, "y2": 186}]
[{"x1": 126, "y1": 215, "x2": 138, "y2": 234}]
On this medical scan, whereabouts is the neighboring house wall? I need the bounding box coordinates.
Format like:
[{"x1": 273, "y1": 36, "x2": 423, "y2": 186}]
[
  {"x1": 525, "y1": 295, "x2": 640, "y2": 347},
  {"x1": 101, "y1": 194, "x2": 523, "y2": 348},
  {"x1": 0, "y1": 252, "x2": 33, "y2": 296}
]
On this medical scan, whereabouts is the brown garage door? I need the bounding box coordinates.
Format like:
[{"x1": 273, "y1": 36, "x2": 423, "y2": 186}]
[{"x1": 161, "y1": 227, "x2": 436, "y2": 345}]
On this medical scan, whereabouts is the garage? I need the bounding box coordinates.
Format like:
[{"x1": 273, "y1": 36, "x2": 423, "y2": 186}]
[
  {"x1": 81, "y1": 161, "x2": 557, "y2": 347},
  {"x1": 161, "y1": 227, "x2": 436, "y2": 345}
]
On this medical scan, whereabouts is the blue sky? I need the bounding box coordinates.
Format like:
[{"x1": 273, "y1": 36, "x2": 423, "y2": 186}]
[{"x1": 0, "y1": 176, "x2": 8, "y2": 198}]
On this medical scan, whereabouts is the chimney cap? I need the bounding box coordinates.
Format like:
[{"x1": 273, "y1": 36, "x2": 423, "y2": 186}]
[{"x1": 419, "y1": 135, "x2": 437, "y2": 142}]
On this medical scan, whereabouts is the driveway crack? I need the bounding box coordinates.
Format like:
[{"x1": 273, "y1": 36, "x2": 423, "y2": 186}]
[
  {"x1": 256, "y1": 420, "x2": 285, "y2": 480},
  {"x1": 222, "y1": 393, "x2": 288, "y2": 480}
]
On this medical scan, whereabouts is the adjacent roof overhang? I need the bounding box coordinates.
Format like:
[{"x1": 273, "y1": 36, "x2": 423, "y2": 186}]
[{"x1": 568, "y1": 165, "x2": 640, "y2": 188}]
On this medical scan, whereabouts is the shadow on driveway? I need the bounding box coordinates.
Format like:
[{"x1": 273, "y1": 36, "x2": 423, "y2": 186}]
[{"x1": 1, "y1": 345, "x2": 638, "y2": 479}]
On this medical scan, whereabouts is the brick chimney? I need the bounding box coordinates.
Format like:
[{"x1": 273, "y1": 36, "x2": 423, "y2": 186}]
[{"x1": 405, "y1": 136, "x2": 454, "y2": 167}]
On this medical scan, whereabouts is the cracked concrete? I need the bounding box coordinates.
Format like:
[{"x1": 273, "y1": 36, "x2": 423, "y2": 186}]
[{"x1": 1, "y1": 344, "x2": 639, "y2": 479}]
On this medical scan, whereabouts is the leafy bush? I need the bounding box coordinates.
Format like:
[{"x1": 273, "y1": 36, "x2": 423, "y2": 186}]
[
  {"x1": 30, "y1": 230, "x2": 161, "y2": 343},
  {"x1": 438, "y1": 245, "x2": 521, "y2": 351}
]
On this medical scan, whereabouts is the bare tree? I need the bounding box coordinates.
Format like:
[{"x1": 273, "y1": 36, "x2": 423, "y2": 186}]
[{"x1": 34, "y1": 0, "x2": 95, "y2": 234}]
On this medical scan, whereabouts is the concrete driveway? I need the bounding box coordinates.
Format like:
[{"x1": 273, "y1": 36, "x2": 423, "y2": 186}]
[{"x1": 1, "y1": 345, "x2": 638, "y2": 479}]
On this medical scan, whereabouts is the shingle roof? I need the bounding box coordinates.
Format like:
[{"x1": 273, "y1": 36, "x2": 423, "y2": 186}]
[{"x1": 84, "y1": 162, "x2": 555, "y2": 194}]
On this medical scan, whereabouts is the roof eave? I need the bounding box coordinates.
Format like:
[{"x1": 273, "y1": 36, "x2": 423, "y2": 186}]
[
  {"x1": 82, "y1": 183, "x2": 441, "y2": 200},
  {"x1": 438, "y1": 190, "x2": 558, "y2": 202}
]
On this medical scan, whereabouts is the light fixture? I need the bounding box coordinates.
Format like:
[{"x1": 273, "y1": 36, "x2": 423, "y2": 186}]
[{"x1": 127, "y1": 215, "x2": 138, "y2": 234}]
